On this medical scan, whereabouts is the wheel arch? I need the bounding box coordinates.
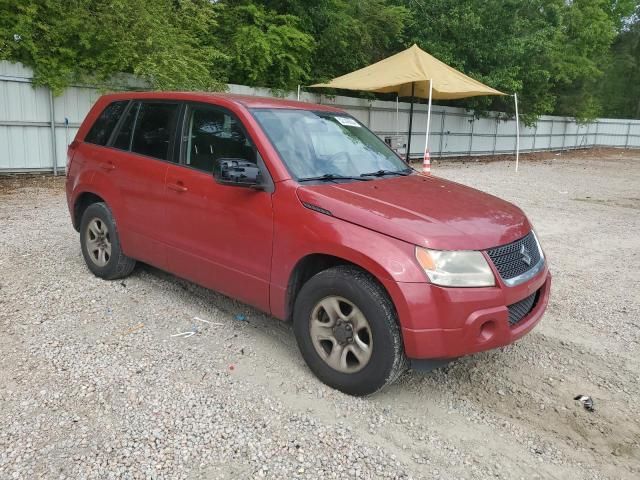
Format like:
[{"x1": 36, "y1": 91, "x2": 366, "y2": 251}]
[
  {"x1": 284, "y1": 253, "x2": 398, "y2": 323},
  {"x1": 73, "y1": 191, "x2": 106, "y2": 232}
]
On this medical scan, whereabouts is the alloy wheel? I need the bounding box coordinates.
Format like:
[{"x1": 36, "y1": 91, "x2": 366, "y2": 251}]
[
  {"x1": 85, "y1": 217, "x2": 112, "y2": 267},
  {"x1": 309, "y1": 296, "x2": 373, "y2": 373}
]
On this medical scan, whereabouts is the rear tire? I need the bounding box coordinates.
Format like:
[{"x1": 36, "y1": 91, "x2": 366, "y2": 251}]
[
  {"x1": 80, "y1": 202, "x2": 136, "y2": 280},
  {"x1": 293, "y1": 265, "x2": 407, "y2": 396}
]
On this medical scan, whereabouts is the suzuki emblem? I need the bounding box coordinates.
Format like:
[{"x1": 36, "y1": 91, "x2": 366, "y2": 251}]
[{"x1": 520, "y1": 244, "x2": 532, "y2": 266}]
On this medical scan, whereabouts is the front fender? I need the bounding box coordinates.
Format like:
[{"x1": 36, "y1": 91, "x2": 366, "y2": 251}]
[{"x1": 269, "y1": 183, "x2": 427, "y2": 320}]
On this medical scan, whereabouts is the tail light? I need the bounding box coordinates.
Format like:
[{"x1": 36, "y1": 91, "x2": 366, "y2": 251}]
[{"x1": 66, "y1": 140, "x2": 79, "y2": 176}]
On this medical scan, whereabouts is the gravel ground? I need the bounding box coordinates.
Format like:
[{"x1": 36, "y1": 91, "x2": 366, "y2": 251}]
[{"x1": 1, "y1": 149, "x2": 639, "y2": 479}]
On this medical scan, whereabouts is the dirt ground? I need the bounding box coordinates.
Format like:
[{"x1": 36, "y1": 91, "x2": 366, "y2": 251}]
[{"x1": 1, "y1": 148, "x2": 639, "y2": 479}]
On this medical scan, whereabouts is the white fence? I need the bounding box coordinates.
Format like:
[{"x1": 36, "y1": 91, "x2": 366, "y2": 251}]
[{"x1": 2, "y1": 60, "x2": 639, "y2": 173}]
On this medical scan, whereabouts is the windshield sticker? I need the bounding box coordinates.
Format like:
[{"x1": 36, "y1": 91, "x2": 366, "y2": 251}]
[{"x1": 334, "y1": 116, "x2": 361, "y2": 127}]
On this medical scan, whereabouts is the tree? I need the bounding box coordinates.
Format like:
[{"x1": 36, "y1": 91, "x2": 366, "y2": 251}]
[
  {"x1": 402, "y1": 0, "x2": 562, "y2": 121},
  {"x1": 551, "y1": 0, "x2": 619, "y2": 119},
  {"x1": 402, "y1": 0, "x2": 636, "y2": 122},
  {"x1": 259, "y1": 0, "x2": 408, "y2": 81},
  {"x1": 215, "y1": 2, "x2": 314, "y2": 90},
  {"x1": 0, "y1": 0, "x2": 227, "y2": 93},
  {"x1": 597, "y1": 6, "x2": 640, "y2": 118},
  {"x1": 1, "y1": 0, "x2": 637, "y2": 121}
]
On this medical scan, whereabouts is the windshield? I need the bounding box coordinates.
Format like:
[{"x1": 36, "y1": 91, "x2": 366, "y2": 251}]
[{"x1": 251, "y1": 108, "x2": 410, "y2": 180}]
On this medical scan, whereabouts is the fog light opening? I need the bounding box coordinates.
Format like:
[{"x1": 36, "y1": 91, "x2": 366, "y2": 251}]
[{"x1": 479, "y1": 320, "x2": 496, "y2": 342}]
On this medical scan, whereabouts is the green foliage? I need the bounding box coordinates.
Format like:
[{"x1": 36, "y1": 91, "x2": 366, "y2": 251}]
[
  {"x1": 1, "y1": 0, "x2": 638, "y2": 120},
  {"x1": 260, "y1": 0, "x2": 408, "y2": 81},
  {"x1": 402, "y1": 0, "x2": 637, "y2": 122},
  {"x1": 216, "y1": 3, "x2": 313, "y2": 90},
  {"x1": 598, "y1": 6, "x2": 640, "y2": 118},
  {"x1": 0, "y1": 0, "x2": 227, "y2": 94},
  {"x1": 401, "y1": 0, "x2": 557, "y2": 122},
  {"x1": 550, "y1": 0, "x2": 618, "y2": 120}
]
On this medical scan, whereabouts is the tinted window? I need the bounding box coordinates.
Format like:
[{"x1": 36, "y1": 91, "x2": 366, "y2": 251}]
[
  {"x1": 130, "y1": 102, "x2": 180, "y2": 161},
  {"x1": 185, "y1": 106, "x2": 256, "y2": 173},
  {"x1": 85, "y1": 101, "x2": 128, "y2": 146},
  {"x1": 112, "y1": 102, "x2": 139, "y2": 151}
]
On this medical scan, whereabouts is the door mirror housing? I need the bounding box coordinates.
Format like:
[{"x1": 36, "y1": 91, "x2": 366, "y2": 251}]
[{"x1": 214, "y1": 158, "x2": 263, "y2": 189}]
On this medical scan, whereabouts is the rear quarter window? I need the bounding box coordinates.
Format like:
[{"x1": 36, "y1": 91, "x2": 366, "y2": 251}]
[{"x1": 84, "y1": 100, "x2": 128, "y2": 146}]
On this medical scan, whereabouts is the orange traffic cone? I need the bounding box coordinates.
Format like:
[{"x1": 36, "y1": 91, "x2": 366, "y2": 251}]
[{"x1": 422, "y1": 149, "x2": 431, "y2": 175}]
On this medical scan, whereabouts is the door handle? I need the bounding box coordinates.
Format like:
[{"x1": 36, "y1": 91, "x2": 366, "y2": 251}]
[
  {"x1": 98, "y1": 161, "x2": 115, "y2": 171},
  {"x1": 167, "y1": 182, "x2": 188, "y2": 193}
]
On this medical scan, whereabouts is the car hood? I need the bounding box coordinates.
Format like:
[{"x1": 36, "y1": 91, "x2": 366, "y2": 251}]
[{"x1": 296, "y1": 174, "x2": 531, "y2": 251}]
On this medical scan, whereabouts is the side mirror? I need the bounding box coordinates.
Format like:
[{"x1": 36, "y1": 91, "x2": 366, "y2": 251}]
[{"x1": 214, "y1": 158, "x2": 263, "y2": 189}]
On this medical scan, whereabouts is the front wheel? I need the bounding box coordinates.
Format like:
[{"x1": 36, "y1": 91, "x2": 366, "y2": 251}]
[
  {"x1": 293, "y1": 266, "x2": 407, "y2": 396},
  {"x1": 80, "y1": 202, "x2": 136, "y2": 280}
]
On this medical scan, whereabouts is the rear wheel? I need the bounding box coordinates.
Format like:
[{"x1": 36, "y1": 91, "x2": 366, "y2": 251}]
[
  {"x1": 293, "y1": 266, "x2": 407, "y2": 396},
  {"x1": 80, "y1": 202, "x2": 135, "y2": 280}
]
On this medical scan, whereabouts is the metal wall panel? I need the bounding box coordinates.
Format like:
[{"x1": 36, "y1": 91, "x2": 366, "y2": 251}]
[
  {"x1": 0, "y1": 125, "x2": 51, "y2": 170},
  {"x1": 628, "y1": 124, "x2": 640, "y2": 147},
  {"x1": 53, "y1": 86, "x2": 101, "y2": 124},
  {"x1": 0, "y1": 80, "x2": 49, "y2": 122},
  {"x1": 1, "y1": 61, "x2": 639, "y2": 173},
  {"x1": 0, "y1": 61, "x2": 143, "y2": 172}
]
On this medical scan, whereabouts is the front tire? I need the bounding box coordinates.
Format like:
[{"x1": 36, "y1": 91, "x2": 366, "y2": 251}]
[
  {"x1": 80, "y1": 202, "x2": 136, "y2": 280},
  {"x1": 293, "y1": 266, "x2": 407, "y2": 396}
]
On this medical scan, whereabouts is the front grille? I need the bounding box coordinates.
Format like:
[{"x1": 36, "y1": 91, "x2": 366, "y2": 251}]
[
  {"x1": 507, "y1": 290, "x2": 539, "y2": 327},
  {"x1": 486, "y1": 232, "x2": 541, "y2": 281}
]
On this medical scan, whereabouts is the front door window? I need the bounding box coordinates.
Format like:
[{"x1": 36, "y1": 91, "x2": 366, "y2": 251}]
[{"x1": 184, "y1": 106, "x2": 257, "y2": 173}]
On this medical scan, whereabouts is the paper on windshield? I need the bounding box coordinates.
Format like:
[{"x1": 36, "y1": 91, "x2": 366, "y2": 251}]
[{"x1": 334, "y1": 116, "x2": 361, "y2": 127}]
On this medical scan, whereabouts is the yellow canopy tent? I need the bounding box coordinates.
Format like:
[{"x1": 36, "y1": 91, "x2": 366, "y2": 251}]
[{"x1": 310, "y1": 44, "x2": 513, "y2": 166}]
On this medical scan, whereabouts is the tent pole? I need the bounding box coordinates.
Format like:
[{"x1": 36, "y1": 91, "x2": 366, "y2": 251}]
[
  {"x1": 396, "y1": 95, "x2": 399, "y2": 135},
  {"x1": 424, "y1": 79, "x2": 433, "y2": 158},
  {"x1": 514, "y1": 93, "x2": 520, "y2": 172},
  {"x1": 406, "y1": 82, "x2": 415, "y2": 162}
]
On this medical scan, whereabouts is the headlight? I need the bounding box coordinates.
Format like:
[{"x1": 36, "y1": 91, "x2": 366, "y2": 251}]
[{"x1": 415, "y1": 246, "x2": 495, "y2": 287}]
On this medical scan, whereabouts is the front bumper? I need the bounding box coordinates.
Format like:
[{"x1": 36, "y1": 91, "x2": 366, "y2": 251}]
[{"x1": 393, "y1": 263, "x2": 551, "y2": 359}]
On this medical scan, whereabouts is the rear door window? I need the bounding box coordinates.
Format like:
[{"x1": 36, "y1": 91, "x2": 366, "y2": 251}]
[
  {"x1": 85, "y1": 100, "x2": 128, "y2": 146},
  {"x1": 130, "y1": 102, "x2": 180, "y2": 161}
]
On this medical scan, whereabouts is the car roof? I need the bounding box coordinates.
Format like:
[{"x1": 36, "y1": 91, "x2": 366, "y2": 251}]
[{"x1": 96, "y1": 91, "x2": 345, "y2": 113}]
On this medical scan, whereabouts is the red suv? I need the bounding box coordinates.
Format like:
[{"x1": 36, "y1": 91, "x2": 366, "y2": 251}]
[{"x1": 66, "y1": 92, "x2": 550, "y2": 395}]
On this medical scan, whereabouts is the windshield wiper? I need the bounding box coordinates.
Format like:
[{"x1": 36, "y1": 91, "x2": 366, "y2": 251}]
[
  {"x1": 298, "y1": 173, "x2": 371, "y2": 182},
  {"x1": 360, "y1": 169, "x2": 412, "y2": 178}
]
